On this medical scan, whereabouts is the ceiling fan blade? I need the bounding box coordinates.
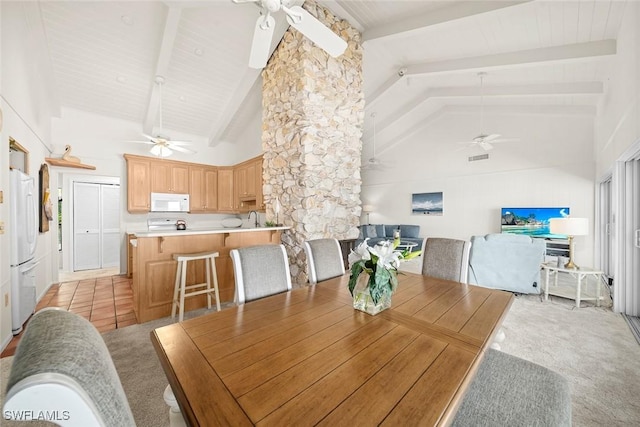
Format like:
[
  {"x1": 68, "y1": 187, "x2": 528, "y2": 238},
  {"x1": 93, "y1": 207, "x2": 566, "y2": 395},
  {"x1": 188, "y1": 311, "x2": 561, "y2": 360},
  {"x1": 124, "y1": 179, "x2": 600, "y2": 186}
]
[
  {"x1": 479, "y1": 141, "x2": 494, "y2": 151},
  {"x1": 483, "y1": 134, "x2": 502, "y2": 142},
  {"x1": 249, "y1": 14, "x2": 275, "y2": 69},
  {"x1": 125, "y1": 140, "x2": 155, "y2": 145},
  {"x1": 164, "y1": 140, "x2": 192, "y2": 146},
  {"x1": 285, "y1": 5, "x2": 347, "y2": 58},
  {"x1": 170, "y1": 145, "x2": 196, "y2": 154},
  {"x1": 487, "y1": 137, "x2": 520, "y2": 144}
]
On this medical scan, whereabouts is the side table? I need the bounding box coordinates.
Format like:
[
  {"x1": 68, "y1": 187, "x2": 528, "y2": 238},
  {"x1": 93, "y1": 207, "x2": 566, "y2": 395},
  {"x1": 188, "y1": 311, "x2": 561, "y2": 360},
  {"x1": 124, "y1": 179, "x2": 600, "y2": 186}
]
[{"x1": 541, "y1": 263, "x2": 605, "y2": 308}]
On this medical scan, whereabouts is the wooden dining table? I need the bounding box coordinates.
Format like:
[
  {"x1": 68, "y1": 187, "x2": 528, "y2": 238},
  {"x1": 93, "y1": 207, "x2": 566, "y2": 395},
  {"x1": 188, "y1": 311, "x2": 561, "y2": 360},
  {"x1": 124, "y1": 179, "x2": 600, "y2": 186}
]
[{"x1": 151, "y1": 272, "x2": 514, "y2": 426}]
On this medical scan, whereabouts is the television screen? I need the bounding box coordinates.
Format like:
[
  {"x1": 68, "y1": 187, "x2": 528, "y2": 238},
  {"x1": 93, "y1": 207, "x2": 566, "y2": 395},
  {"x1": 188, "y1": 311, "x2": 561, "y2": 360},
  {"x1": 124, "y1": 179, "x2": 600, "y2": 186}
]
[{"x1": 501, "y1": 207, "x2": 570, "y2": 239}]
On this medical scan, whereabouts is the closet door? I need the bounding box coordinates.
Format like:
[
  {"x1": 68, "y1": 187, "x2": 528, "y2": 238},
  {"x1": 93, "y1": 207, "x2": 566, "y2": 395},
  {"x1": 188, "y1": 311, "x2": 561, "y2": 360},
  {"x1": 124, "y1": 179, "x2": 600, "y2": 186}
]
[
  {"x1": 73, "y1": 183, "x2": 101, "y2": 271},
  {"x1": 101, "y1": 184, "x2": 121, "y2": 268}
]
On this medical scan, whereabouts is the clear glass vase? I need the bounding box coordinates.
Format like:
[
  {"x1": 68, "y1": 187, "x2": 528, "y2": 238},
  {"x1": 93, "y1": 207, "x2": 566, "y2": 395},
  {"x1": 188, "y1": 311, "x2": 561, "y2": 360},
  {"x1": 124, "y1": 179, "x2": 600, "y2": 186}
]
[{"x1": 352, "y1": 273, "x2": 392, "y2": 315}]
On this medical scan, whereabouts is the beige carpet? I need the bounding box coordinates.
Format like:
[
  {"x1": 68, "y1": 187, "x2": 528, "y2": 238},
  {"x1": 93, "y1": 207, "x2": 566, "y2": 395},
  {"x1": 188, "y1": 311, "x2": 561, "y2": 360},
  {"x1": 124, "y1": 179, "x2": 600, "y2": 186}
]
[
  {"x1": 500, "y1": 294, "x2": 640, "y2": 426},
  {"x1": 1, "y1": 295, "x2": 639, "y2": 426}
]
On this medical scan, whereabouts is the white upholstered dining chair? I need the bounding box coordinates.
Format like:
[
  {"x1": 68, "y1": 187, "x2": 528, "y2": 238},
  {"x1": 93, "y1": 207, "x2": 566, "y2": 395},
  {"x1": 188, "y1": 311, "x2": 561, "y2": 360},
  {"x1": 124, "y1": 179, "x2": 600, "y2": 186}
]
[
  {"x1": 303, "y1": 238, "x2": 345, "y2": 284},
  {"x1": 230, "y1": 244, "x2": 292, "y2": 304}
]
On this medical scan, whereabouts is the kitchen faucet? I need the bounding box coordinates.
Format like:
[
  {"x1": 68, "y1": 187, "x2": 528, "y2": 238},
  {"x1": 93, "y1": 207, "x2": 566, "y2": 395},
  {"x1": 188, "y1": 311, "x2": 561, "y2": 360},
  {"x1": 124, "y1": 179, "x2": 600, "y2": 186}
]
[{"x1": 248, "y1": 210, "x2": 260, "y2": 228}]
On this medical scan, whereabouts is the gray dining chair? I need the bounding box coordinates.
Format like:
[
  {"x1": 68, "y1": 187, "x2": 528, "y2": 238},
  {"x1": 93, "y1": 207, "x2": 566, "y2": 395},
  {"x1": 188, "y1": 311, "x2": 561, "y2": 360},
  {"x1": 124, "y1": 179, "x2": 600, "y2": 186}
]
[
  {"x1": 3, "y1": 308, "x2": 136, "y2": 427},
  {"x1": 303, "y1": 238, "x2": 345, "y2": 284},
  {"x1": 422, "y1": 237, "x2": 471, "y2": 283},
  {"x1": 230, "y1": 244, "x2": 292, "y2": 304}
]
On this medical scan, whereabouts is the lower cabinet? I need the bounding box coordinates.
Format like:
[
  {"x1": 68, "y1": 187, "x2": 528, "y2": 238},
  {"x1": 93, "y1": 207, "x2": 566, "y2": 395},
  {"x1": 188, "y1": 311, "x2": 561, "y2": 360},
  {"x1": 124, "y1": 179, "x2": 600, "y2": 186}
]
[{"x1": 131, "y1": 229, "x2": 282, "y2": 323}]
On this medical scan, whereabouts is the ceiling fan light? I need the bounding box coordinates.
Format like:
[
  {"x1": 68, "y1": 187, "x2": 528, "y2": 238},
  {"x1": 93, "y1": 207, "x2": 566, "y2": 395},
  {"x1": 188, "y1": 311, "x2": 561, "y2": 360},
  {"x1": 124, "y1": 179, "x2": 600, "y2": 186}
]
[{"x1": 150, "y1": 144, "x2": 172, "y2": 157}]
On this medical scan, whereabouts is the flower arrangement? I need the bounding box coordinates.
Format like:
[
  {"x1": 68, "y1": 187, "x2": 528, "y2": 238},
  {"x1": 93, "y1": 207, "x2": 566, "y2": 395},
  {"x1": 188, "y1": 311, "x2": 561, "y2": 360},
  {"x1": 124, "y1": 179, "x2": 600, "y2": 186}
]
[{"x1": 348, "y1": 238, "x2": 422, "y2": 307}]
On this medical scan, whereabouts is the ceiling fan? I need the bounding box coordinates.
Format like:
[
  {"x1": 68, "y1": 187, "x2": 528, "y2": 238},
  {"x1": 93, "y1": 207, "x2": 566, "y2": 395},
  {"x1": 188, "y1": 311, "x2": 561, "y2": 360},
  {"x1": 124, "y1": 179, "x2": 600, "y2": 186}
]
[
  {"x1": 127, "y1": 76, "x2": 196, "y2": 158},
  {"x1": 457, "y1": 72, "x2": 519, "y2": 151},
  {"x1": 232, "y1": 0, "x2": 347, "y2": 69},
  {"x1": 362, "y1": 113, "x2": 390, "y2": 171}
]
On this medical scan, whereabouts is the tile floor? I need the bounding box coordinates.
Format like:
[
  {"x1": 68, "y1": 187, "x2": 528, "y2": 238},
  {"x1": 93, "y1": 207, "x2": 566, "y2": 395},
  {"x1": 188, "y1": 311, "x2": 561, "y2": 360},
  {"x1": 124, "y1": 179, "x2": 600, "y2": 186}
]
[{"x1": 1, "y1": 273, "x2": 135, "y2": 358}]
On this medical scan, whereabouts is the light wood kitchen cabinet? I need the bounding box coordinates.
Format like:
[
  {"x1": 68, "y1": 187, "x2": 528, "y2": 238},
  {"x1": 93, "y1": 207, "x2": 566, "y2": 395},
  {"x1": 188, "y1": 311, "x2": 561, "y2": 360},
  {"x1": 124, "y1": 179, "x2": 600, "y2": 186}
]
[
  {"x1": 190, "y1": 166, "x2": 218, "y2": 213},
  {"x1": 125, "y1": 153, "x2": 262, "y2": 214},
  {"x1": 151, "y1": 161, "x2": 189, "y2": 194},
  {"x1": 125, "y1": 155, "x2": 151, "y2": 212},
  {"x1": 132, "y1": 228, "x2": 284, "y2": 322},
  {"x1": 217, "y1": 167, "x2": 235, "y2": 212},
  {"x1": 234, "y1": 155, "x2": 264, "y2": 212}
]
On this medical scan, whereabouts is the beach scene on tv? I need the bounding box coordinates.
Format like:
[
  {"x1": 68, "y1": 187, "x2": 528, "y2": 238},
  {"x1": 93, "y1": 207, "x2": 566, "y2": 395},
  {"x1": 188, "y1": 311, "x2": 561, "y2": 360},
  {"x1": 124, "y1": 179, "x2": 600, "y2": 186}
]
[{"x1": 501, "y1": 207, "x2": 570, "y2": 239}]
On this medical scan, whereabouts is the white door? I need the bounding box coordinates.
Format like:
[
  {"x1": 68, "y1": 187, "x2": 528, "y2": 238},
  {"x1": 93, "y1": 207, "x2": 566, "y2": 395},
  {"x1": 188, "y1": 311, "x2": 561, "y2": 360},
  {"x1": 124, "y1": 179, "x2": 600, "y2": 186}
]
[
  {"x1": 73, "y1": 182, "x2": 121, "y2": 271},
  {"x1": 74, "y1": 182, "x2": 101, "y2": 271},
  {"x1": 101, "y1": 184, "x2": 120, "y2": 268}
]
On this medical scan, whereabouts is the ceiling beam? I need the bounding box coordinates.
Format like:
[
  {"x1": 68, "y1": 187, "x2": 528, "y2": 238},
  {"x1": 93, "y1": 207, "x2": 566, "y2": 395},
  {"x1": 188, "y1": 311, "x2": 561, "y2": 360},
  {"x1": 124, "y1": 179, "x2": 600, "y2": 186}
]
[
  {"x1": 376, "y1": 81, "x2": 604, "y2": 134},
  {"x1": 405, "y1": 40, "x2": 617, "y2": 76},
  {"x1": 374, "y1": 104, "x2": 597, "y2": 156},
  {"x1": 366, "y1": 40, "x2": 615, "y2": 108},
  {"x1": 321, "y1": 1, "x2": 365, "y2": 33},
  {"x1": 208, "y1": 9, "x2": 292, "y2": 146},
  {"x1": 143, "y1": 6, "x2": 182, "y2": 135},
  {"x1": 363, "y1": 1, "x2": 532, "y2": 43}
]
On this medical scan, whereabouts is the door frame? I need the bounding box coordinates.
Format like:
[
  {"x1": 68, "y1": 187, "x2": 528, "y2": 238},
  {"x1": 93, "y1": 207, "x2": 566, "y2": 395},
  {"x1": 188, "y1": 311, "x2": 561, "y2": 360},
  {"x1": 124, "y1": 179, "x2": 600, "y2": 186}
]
[
  {"x1": 600, "y1": 138, "x2": 640, "y2": 315},
  {"x1": 60, "y1": 173, "x2": 120, "y2": 274}
]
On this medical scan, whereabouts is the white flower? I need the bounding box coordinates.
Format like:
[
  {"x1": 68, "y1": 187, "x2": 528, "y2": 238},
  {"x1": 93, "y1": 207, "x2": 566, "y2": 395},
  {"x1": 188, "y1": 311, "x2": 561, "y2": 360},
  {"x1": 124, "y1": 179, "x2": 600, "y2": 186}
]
[
  {"x1": 368, "y1": 240, "x2": 402, "y2": 270},
  {"x1": 348, "y1": 238, "x2": 372, "y2": 266}
]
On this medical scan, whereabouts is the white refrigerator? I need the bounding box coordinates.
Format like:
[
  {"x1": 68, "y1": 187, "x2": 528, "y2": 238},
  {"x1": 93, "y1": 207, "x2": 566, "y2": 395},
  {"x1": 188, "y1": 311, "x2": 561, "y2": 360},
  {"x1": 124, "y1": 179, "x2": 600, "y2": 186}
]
[{"x1": 9, "y1": 169, "x2": 38, "y2": 335}]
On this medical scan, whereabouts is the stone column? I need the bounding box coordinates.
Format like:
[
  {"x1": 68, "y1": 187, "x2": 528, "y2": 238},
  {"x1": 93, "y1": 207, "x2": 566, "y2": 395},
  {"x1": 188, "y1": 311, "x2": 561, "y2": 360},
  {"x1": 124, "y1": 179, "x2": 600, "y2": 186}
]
[{"x1": 262, "y1": 0, "x2": 364, "y2": 286}]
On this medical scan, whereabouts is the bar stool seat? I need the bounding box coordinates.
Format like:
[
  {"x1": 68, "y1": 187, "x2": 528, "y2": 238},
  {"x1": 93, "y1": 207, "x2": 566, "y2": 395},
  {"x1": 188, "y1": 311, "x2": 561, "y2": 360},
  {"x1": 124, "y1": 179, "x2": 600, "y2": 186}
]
[{"x1": 171, "y1": 250, "x2": 221, "y2": 322}]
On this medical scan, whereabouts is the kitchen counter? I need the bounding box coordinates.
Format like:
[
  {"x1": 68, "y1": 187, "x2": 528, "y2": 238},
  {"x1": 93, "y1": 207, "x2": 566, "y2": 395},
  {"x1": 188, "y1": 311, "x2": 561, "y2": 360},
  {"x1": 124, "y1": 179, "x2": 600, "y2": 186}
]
[
  {"x1": 132, "y1": 226, "x2": 289, "y2": 238},
  {"x1": 130, "y1": 227, "x2": 288, "y2": 323}
]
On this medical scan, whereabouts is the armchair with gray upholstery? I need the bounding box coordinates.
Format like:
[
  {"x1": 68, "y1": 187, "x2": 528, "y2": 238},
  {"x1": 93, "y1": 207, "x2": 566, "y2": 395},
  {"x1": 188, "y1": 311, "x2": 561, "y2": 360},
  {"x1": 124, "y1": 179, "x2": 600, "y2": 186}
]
[
  {"x1": 468, "y1": 233, "x2": 546, "y2": 294},
  {"x1": 3, "y1": 308, "x2": 136, "y2": 426},
  {"x1": 422, "y1": 237, "x2": 471, "y2": 283}
]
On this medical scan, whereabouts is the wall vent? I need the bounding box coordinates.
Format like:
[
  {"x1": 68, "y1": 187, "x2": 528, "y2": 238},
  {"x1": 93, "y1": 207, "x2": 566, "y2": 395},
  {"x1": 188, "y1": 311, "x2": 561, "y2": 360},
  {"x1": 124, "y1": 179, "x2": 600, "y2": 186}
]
[{"x1": 468, "y1": 153, "x2": 489, "y2": 162}]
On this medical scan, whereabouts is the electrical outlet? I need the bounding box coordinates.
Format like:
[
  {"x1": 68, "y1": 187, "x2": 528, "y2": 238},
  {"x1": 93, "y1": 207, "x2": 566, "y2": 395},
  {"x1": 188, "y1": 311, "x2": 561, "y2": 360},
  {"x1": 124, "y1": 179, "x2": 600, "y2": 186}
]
[{"x1": 4, "y1": 293, "x2": 8, "y2": 307}]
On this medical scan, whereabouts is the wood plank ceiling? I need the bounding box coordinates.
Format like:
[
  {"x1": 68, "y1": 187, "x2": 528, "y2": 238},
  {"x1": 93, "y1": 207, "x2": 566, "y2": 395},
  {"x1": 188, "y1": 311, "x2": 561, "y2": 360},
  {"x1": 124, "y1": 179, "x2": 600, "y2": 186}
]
[{"x1": 35, "y1": 0, "x2": 626, "y2": 155}]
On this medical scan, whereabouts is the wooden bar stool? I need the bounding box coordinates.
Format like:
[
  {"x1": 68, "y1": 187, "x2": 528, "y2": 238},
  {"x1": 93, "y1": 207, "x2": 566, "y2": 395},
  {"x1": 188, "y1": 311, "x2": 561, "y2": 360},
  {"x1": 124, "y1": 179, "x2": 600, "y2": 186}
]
[{"x1": 171, "y1": 250, "x2": 221, "y2": 322}]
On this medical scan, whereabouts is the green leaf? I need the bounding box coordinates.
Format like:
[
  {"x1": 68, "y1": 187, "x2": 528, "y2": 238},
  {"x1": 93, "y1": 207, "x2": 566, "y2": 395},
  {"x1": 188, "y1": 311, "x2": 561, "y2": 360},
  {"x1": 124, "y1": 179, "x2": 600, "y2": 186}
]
[{"x1": 348, "y1": 262, "x2": 364, "y2": 296}]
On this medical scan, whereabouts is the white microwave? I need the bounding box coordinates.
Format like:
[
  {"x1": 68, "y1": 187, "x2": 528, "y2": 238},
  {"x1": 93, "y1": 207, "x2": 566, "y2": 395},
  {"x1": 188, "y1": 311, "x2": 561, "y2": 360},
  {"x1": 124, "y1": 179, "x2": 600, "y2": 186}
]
[{"x1": 150, "y1": 193, "x2": 190, "y2": 212}]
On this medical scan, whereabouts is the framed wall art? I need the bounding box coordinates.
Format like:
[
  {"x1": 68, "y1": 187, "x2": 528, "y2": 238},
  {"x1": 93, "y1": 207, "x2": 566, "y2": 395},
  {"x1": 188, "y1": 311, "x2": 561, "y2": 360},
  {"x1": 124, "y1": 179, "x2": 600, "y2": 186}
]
[{"x1": 412, "y1": 192, "x2": 443, "y2": 216}]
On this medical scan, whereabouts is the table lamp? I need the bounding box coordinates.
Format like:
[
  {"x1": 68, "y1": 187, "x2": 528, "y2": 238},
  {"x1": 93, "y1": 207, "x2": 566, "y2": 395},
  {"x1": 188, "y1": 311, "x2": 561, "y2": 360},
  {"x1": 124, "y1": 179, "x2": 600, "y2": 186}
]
[
  {"x1": 362, "y1": 205, "x2": 374, "y2": 225},
  {"x1": 549, "y1": 217, "x2": 589, "y2": 269}
]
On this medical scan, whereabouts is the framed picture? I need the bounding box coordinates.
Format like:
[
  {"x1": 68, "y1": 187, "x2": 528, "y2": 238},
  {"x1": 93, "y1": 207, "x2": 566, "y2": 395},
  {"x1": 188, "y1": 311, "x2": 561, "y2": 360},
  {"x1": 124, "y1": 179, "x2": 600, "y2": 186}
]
[{"x1": 412, "y1": 192, "x2": 443, "y2": 215}]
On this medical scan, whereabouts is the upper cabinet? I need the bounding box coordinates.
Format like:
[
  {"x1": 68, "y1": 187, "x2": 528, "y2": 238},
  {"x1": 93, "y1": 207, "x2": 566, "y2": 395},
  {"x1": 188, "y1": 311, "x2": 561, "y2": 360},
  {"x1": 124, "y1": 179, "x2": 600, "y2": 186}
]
[
  {"x1": 234, "y1": 155, "x2": 264, "y2": 213},
  {"x1": 190, "y1": 165, "x2": 218, "y2": 213},
  {"x1": 217, "y1": 168, "x2": 235, "y2": 213},
  {"x1": 124, "y1": 153, "x2": 263, "y2": 214},
  {"x1": 125, "y1": 155, "x2": 151, "y2": 212},
  {"x1": 151, "y1": 161, "x2": 189, "y2": 194}
]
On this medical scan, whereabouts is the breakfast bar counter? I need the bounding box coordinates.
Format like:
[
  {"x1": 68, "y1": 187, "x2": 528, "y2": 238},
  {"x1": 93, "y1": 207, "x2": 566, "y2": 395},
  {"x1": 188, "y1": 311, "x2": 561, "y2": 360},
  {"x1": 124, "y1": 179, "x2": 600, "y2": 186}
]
[{"x1": 131, "y1": 226, "x2": 289, "y2": 323}]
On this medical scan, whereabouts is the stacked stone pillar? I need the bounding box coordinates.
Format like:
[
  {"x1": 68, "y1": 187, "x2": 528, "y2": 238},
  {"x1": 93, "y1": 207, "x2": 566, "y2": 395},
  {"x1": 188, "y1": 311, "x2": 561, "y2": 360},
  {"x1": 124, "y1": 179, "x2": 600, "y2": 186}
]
[{"x1": 261, "y1": 0, "x2": 364, "y2": 285}]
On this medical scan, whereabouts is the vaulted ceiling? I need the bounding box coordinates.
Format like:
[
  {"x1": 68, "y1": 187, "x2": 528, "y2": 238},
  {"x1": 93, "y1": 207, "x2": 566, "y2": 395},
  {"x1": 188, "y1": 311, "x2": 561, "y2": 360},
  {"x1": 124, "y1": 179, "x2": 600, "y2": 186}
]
[{"x1": 34, "y1": 0, "x2": 625, "y2": 156}]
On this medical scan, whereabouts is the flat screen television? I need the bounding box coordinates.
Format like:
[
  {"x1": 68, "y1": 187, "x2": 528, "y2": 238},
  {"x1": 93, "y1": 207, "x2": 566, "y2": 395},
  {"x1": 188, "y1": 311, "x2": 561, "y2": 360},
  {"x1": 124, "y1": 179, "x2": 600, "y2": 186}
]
[{"x1": 501, "y1": 207, "x2": 570, "y2": 239}]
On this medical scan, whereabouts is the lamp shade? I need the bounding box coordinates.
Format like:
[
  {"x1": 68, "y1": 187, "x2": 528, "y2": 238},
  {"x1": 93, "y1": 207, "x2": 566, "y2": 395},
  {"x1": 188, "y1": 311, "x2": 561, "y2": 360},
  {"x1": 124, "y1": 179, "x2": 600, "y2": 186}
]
[
  {"x1": 362, "y1": 205, "x2": 374, "y2": 213},
  {"x1": 150, "y1": 144, "x2": 172, "y2": 157},
  {"x1": 549, "y1": 217, "x2": 589, "y2": 236}
]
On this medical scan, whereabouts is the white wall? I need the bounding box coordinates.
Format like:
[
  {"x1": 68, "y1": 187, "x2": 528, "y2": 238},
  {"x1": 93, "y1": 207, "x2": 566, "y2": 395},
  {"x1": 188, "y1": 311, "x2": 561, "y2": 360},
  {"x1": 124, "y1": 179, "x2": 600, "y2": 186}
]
[
  {"x1": 1, "y1": 2, "x2": 58, "y2": 349},
  {"x1": 361, "y1": 111, "x2": 596, "y2": 266},
  {"x1": 595, "y1": 0, "x2": 640, "y2": 174}
]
